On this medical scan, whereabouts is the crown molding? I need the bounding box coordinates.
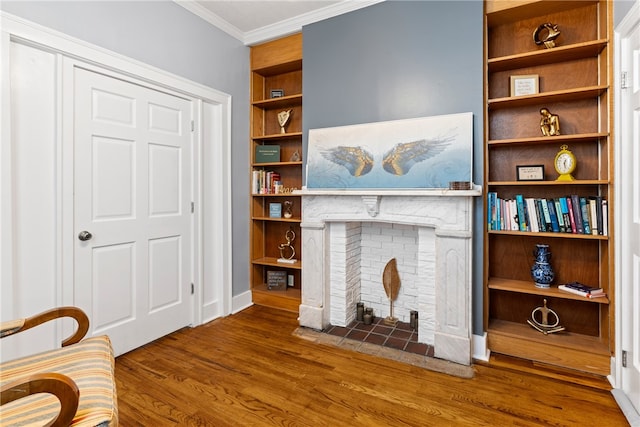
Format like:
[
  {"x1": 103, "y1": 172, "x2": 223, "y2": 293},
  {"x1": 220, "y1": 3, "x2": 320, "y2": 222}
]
[
  {"x1": 244, "y1": 0, "x2": 384, "y2": 45},
  {"x1": 175, "y1": 0, "x2": 384, "y2": 46},
  {"x1": 173, "y1": 0, "x2": 245, "y2": 42}
]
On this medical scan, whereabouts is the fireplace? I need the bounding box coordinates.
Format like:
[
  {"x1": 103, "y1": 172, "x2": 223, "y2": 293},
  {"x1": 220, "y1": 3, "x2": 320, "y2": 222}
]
[{"x1": 298, "y1": 188, "x2": 480, "y2": 365}]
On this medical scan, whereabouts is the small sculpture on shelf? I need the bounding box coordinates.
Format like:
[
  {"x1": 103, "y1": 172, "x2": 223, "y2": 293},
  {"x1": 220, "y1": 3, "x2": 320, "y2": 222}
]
[
  {"x1": 277, "y1": 228, "x2": 296, "y2": 264},
  {"x1": 533, "y1": 22, "x2": 560, "y2": 49},
  {"x1": 540, "y1": 108, "x2": 560, "y2": 136},
  {"x1": 290, "y1": 149, "x2": 301, "y2": 162},
  {"x1": 277, "y1": 109, "x2": 292, "y2": 134},
  {"x1": 283, "y1": 200, "x2": 293, "y2": 219},
  {"x1": 527, "y1": 299, "x2": 565, "y2": 335}
]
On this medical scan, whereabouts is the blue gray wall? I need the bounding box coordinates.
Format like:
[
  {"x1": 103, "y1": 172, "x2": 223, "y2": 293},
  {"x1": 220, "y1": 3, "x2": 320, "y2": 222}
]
[
  {"x1": 302, "y1": 1, "x2": 485, "y2": 334},
  {"x1": 0, "y1": 0, "x2": 252, "y2": 297}
]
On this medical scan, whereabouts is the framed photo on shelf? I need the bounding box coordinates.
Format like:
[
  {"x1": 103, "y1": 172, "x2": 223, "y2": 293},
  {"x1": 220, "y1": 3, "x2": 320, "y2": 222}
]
[
  {"x1": 510, "y1": 74, "x2": 539, "y2": 97},
  {"x1": 516, "y1": 165, "x2": 545, "y2": 181},
  {"x1": 270, "y1": 89, "x2": 284, "y2": 98}
]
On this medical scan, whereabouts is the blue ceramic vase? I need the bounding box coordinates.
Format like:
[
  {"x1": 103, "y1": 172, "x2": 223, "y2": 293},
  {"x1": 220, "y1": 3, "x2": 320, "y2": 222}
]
[{"x1": 531, "y1": 244, "x2": 554, "y2": 288}]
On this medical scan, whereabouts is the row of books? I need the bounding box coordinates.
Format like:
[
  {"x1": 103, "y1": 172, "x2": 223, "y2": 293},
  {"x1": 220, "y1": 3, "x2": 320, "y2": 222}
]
[
  {"x1": 558, "y1": 282, "x2": 606, "y2": 299},
  {"x1": 487, "y1": 193, "x2": 608, "y2": 235},
  {"x1": 252, "y1": 170, "x2": 280, "y2": 195}
]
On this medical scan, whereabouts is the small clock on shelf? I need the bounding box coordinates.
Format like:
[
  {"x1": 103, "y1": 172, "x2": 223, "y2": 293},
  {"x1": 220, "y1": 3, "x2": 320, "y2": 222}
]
[{"x1": 554, "y1": 144, "x2": 576, "y2": 181}]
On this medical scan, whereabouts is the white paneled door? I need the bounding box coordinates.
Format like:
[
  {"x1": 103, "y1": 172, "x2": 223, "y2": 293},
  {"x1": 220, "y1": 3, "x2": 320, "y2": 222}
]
[
  {"x1": 618, "y1": 2, "x2": 640, "y2": 417},
  {"x1": 74, "y1": 67, "x2": 193, "y2": 356}
]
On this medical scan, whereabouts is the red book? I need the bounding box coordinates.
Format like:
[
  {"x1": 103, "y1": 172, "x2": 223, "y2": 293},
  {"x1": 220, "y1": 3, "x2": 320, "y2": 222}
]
[{"x1": 565, "y1": 197, "x2": 577, "y2": 233}]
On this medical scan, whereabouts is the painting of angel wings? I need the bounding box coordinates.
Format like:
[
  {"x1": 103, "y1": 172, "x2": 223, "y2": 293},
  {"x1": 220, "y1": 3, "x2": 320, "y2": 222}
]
[{"x1": 306, "y1": 113, "x2": 473, "y2": 189}]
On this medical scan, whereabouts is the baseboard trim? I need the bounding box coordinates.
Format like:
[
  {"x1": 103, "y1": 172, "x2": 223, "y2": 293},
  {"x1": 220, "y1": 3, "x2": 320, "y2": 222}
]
[
  {"x1": 232, "y1": 290, "x2": 253, "y2": 314},
  {"x1": 472, "y1": 332, "x2": 490, "y2": 362},
  {"x1": 612, "y1": 389, "x2": 640, "y2": 427}
]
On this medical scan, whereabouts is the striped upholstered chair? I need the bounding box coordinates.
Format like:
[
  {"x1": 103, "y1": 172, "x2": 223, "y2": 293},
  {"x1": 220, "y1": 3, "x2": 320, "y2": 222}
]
[{"x1": 0, "y1": 307, "x2": 117, "y2": 426}]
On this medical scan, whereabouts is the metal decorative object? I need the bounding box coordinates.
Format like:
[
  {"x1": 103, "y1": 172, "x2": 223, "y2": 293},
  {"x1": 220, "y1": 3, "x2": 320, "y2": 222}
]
[
  {"x1": 540, "y1": 108, "x2": 560, "y2": 136},
  {"x1": 527, "y1": 299, "x2": 565, "y2": 334},
  {"x1": 382, "y1": 258, "x2": 401, "y2": 326},
  {"x1": 277, "y1": 228, "x2": 296, "y2": 262},
  {"x1": 277, "y1": 109, "x2": 292, "y2": 134},
  {"x1": 533, "y1": 23, "x2": 560, "y2": 48}
]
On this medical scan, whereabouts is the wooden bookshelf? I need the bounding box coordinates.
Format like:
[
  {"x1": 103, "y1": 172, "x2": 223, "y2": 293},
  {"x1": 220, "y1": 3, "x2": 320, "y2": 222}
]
[
  {"x1": 483, "y1": 0, "x2": 613, "y2": 375},
  {"x1": 250, "y1": 33, "x2": 303, "y2": 313}
]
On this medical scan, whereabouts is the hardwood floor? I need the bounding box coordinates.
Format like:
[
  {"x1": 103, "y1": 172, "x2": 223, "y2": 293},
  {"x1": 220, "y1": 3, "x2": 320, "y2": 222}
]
[{"x1": 115, "y1": 305, "x2": 628, "y2": 426}]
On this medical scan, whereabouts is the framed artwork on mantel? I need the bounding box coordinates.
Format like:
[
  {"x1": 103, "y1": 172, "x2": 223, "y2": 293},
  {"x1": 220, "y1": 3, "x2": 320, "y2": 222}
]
[{"x1": 306, "y1": 112, "x2": 473, "y2": 189}]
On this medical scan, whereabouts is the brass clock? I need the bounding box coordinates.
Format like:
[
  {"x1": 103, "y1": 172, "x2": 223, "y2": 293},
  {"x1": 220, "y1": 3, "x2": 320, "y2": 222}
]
[{"x1": 554, "y1": 144, "x2": 576, "y2": 181}]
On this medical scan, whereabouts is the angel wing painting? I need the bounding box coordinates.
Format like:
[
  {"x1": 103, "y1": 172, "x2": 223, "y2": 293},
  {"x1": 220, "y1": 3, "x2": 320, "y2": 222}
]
[
  {"x1": 320, "y1": 137, "x2": 451, "y2": 177},
  {"x1": 307, "y1": 113, "x2": 473, "y2": 189}
]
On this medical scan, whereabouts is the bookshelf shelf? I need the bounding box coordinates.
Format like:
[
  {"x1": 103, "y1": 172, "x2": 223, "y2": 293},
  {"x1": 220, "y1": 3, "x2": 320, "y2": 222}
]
[{"x1": 488, "y1": 277, "x2": 609, "y2": 304}]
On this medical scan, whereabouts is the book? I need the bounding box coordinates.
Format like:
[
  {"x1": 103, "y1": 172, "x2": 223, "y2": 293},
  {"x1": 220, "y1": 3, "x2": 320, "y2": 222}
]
[
  {"x1": 554, "y1": 199, "x2": 566, "y2": 232},
  {"x1": 540, "y1": 198, "x2": 552, "y2": 231},
  {"x1": 579, "y1": 197, "x2": 592, "y2": 235},
  {"x1": 509, "y1": 199, "x2": 519, "y2": 231},
  {"x1": 269, "y1": 203, "x2": 282, "y2": 218},
  {"x1": 564, "y1": 197, "x2": 577, "y2": 233},
  {"x1": 570, "y1": 195, "x2": 584, "y2": 234},
  {"x1": 588, "y1": 198, "x2": 599, "y2": 235},
  {"x1": 558, "y1": 282, "x2": 604, "y2": 298},
  {"x1": 602, "y1": 199, "x2": 608, "y2": 236},
  {"x1": 547, "y1": 199, "x2": 560, "y2": 233},
  {"x1": 255, "y1": 145, "x2": 281, "y2": 163},
  {"x1": 515, "y1": 194, "x2": 527, "y2": 232},
  {"x1": 526, "y1": 198, "x2": 539, "y2": 232}
]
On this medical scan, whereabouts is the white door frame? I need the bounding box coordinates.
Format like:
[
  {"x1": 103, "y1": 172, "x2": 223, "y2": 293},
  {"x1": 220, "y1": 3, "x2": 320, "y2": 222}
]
[
  {"x1": 0, "y1": 12, "x2": 233, "y2": 332},
  {"x1": 613, "y1": 1, "x2": 640, "y2": 424}
]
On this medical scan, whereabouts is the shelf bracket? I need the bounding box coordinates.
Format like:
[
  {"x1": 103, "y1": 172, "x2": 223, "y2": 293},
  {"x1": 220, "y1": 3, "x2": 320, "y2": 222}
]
[{"x1": 361, "y1": 195, "x2": 380, "y2": 217}]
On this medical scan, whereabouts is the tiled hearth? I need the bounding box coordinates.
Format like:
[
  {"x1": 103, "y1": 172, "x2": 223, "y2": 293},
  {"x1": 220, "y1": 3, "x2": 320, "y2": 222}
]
[{"x1": 325, "y1": 318, "x2": 434, "y2": 357}]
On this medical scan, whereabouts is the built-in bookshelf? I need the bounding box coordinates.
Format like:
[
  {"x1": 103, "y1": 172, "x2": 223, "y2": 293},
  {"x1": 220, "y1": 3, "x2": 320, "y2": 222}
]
[
  {"x1": 249, "y1": 33, "x2": 303, "y2": 313},
  {"x1": 483, "y1": 0, "x2": 613, "y2": 375}
]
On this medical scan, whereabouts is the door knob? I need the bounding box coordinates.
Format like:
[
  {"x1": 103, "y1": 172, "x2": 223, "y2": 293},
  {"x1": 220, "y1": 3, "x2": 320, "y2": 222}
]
[{"x1": 78, "y1": 231, "x2": 93, "y2": 241}]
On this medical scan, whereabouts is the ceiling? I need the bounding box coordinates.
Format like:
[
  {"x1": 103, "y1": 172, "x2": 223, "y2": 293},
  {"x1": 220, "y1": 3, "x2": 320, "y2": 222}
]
[{"x1": 174, "y1": 0, "x2": 383, "y2": 45}]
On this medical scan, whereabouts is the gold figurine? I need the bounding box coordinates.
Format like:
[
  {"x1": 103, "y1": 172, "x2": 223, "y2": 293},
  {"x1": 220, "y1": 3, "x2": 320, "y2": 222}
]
[
  {"x1": 540, "y1": 108, "x2": 560, "y2": 136},
  {"x1": 277, "y1": 109, "x2": 292, "y2": 134},
  {"x1": 277, "y1": 228, "x2": 296, "y2": 263},
  {"x1": 527, "y1": 299, "x2": 565, "y2": 335},
  {"x1": 533, "y1": 23, "x2": 560, "y2": 48}
]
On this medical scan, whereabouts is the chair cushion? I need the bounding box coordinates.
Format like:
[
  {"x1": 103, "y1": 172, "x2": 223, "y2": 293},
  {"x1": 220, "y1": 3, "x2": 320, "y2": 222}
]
[{"x1": 0, "y1": 336, "x2": 117, "y2": 426}]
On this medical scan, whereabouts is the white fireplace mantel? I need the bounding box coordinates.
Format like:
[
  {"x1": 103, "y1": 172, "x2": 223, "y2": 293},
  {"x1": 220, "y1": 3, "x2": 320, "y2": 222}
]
[{"x1": 298, "y1": 186, "x2": 481, "y2": 365}]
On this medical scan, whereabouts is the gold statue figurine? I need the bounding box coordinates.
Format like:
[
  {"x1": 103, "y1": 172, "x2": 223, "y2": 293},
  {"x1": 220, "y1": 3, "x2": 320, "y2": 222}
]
[
  {"x1": 527, "y1": 299, "x2": 565, "y2": 335},
  {"x1": 277, "y1": 109, "x2": 292, "y2": 134},
  {"x1": 540, "y1": 108, "x2": 560, "y2": 136},
  {"x1": 533, "y1": 23, "x2": 560, "y2": 48}
]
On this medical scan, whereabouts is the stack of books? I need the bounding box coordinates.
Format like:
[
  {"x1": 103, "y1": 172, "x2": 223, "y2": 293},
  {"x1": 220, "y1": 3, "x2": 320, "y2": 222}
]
[{"x1": 558, "y1": 282, "x2": 606, "y2": 299}]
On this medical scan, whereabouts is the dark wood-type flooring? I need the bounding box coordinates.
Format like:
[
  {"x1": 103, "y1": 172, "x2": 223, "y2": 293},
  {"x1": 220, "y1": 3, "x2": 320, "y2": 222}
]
[{"x1": 115, "y1": 305, "x2": 628, "y2": 426}]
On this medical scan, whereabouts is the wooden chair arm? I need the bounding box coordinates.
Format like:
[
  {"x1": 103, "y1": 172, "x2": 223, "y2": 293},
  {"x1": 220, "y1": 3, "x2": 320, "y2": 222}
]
[
  {"x1": 0, "y1": 372, "x2": 79, "y2": 427},
  {"x1": 0, "y1": 307, "x2": 89, "y2": 346}
]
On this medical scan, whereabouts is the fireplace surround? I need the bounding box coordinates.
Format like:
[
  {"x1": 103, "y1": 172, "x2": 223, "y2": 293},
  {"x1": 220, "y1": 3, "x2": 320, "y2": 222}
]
[{"x1": 298, "y1": 188, "x2": 481, "y2": 365}]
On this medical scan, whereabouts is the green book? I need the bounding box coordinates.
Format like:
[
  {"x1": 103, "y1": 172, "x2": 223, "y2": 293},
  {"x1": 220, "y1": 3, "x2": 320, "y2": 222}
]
[{"x1": 255, "y1": 145, "x2": 280, "y2": 163}]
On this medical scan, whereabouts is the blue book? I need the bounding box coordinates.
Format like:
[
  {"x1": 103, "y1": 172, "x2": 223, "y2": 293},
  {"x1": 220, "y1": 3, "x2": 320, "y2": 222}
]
[
  {"x1": 547, "y1": 200, "x2": 560, "y2": 232},
  {"x1": 515, "y1": 194, "x2": 527, "y2": 232},
  {"x1": 554, "y1": 199, "x2": 566, "y2": 232},
  {"x1": 559, "y1": 197, "x2": 572, "y2": 233},
  {"x1": 269, "y1": 203, "x2": 282, "y2": 218}
]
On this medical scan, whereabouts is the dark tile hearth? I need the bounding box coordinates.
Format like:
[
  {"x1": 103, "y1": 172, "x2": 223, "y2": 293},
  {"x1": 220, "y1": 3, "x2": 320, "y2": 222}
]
[{"x1": 324, "y1": 317, "x2": 434, "y2": 357}]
